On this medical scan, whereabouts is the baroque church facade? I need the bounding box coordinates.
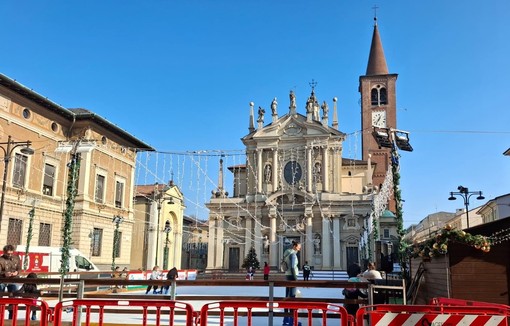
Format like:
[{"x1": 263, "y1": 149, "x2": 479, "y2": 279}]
[{"x1": 206, "y1": 19, "x2": 398, "y2": 271}]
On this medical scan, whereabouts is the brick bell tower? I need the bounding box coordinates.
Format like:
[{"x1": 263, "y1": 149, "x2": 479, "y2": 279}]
[{"x1": 359, "y1": 17, "x2": 398, "y2": 210}]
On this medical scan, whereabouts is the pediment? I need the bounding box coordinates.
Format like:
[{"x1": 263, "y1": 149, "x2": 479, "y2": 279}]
[{"x1": 244, "y1": 113, "x2": 344, "y2": 142}]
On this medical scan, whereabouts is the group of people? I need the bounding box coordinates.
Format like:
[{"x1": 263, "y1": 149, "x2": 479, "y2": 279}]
[
  {"x1": 0, "y1": 244, "x2": 40, "y2": 320},
  {"x1": 145, "y1": 265, "x2": 178, "y2": 295}
]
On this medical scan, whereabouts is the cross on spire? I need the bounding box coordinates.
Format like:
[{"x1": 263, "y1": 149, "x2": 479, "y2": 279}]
[
  {"x1": 372, "y1": 4, "x2": 379, "y2": 24},
  {"x1": 309, "y1": 79, "x2": 317, "y2": 91}
]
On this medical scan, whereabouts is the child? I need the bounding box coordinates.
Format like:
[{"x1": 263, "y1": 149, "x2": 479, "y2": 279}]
[{"x1": 145, "y1": 266, "x2": 161, "y2": 294}]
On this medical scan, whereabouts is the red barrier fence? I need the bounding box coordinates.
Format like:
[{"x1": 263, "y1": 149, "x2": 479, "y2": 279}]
[
  {"x1": 0, "y1": 297, "x2": 50, "y2": 326},
  {"x1": 199, "y1": 300, "x2": 349, "y2": 326},
  {"x1": 356, "y1": 304, "x2": 509, "y2": 326},
  {"x1": 53, "y1": 299, "x2": 195, "y2": 326},
  {"x1": 430, "y1": 297, "x2": 510, "y2": 313}
]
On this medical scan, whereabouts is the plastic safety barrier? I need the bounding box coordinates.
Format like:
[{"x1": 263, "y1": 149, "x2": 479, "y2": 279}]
[
  {"x1": 430, "y1": 297, "x2": 510, "y2": 313},
  {"x1": 53, "y1": 299, "x2": 195, "y2": 326},
  {"x1": 199, "y1": 300, "x2": 349, "y2": 326},
  {"x1": 0, "y1": 297, "x2": 50, "y2": 326},
  {"x1": 356, "y1": 304, "x2": 510, "y2": 326}
]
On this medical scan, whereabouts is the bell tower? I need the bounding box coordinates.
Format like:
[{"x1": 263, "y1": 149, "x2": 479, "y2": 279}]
[{"x1": 359, "y1": 17, "x2": 398, "y2": 193}]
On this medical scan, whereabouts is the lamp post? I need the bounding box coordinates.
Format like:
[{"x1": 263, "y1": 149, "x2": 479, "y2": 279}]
[
  {"x1": 163, "y1": 220, "x2": 172, "y2": 269},
  {"x1": 112, "y1": 215, "x2": 124, "y2": 271},
  {"x1": 0, "y1": 135, "x2": 34, "y2": 231},
  {"x1": 153, "y1": 182, "x2": 180, "y2": 267},
  {"x1": 448, "y1": 185, "x2": 485, "y2": 228}
]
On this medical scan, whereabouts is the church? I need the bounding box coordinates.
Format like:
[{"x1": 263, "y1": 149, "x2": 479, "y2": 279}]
[{"x1": 206, "y1": 18, "x2": 398, "y2": 271}]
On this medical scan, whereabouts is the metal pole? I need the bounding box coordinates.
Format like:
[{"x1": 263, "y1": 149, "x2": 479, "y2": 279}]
[
  {"x1": 464, "y1": 197, "x2": 470, "y2": 228},
  {"x1": 0, "y1": 135, "x2": 12, "y2": 230},
  {"x1": 155, "y1": 201, "x2": 161, "y2": 266}
]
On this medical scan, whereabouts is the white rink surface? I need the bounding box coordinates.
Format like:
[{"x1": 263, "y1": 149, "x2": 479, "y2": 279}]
[{"x1": 47, "y1": 285, "x2": 346, "y2": 326}]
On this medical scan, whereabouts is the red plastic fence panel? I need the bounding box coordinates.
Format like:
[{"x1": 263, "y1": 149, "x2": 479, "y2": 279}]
[
  {"x1": 199, "y1": 300, "x2": 349, "y2": 326},
  {"x1": 0, "y1": 297, "x2": 50, "y2": 326},
  {"x1": 430, "y1": 297, "x2": 510, "y2": 313},
  {"x1": 357, "y1": 304, "x2": 509, "y2": 326},
  {"x1": 53, "y1": 299, "x2": 195, "y2": 326}
]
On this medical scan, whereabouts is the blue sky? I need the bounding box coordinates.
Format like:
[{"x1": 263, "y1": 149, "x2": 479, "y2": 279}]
[{"x1": 1, "y1": 1, "x2": 509, "y2": 227}]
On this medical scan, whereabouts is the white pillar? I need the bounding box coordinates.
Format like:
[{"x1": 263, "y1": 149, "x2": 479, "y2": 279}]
[
  {"x1": 322, "y1": 216, "x2": 331, "y2": 268},
  {"x1": 272, "y1": 149, "x2": 278, "y2": 190},
  {"x1": 305, "y1": 214, "x2": 313, "y2": 264},
  {"x1": 254, "y1": 218, "x2": 262, "y2": 259},
  {"x1": 206, "y1": 218, "x2": 216, "y2": 269},
  {"x1": 333, "y1": 218, "x2": 341, "y2": 269},
  {"x1": 257, "y1": 149, "x2": 263, "y2": 193},
  {"x1": 245, "y1": 217, "x2": 253, "y2": 258},
  {"x1": 270, "y1": 213, "x2": 277, "y2": 267},
  {"x1": 323, "y1": 147, "x2": 329, "y2": 192},
  {"x1": 306, "y1": 147, "x2": 312, "y2": 192},
  {"x1": 215, "y1": 218, "x2": 224, "y2": 268}
]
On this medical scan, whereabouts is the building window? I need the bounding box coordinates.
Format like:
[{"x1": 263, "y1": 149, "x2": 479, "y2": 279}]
[
  {"x1": 371, "y1": 85, "x2": 388, "y2": 106},
  {"x1": 91, "y1": 228, "x2": 103, "y2": 256},
  {"x1": 115, "y1": 181, "x2": 124, "y2": 208},
  {"x1": 43, "y1": 163, "x2": 56, "y2": 196},
  {"x1": 38, "y1": 223, "x2": 52, "y2": 246},
  {"x1": 113, "y1": 231, "x2": 122, "y2": 258},
  {"x1": 95, "y1": 174, "x2": 105, "y2": 203},
  {"x1": 12, "y1": 153, "x2": 28, "y2": 188},
  {"x1": 383, "y1": 228, "x2": 390, "y2": 239},
  {"x1": 7, "y1": 218, "x2": 22, "y2": 246}
]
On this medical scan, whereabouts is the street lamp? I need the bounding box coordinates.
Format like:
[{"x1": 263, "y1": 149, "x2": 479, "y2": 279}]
[
  {"x1": 0, "y1": 135, "x2": 34, "y2": 231},
  {"x1": 153, "y1": 183, "x2": 181, "y2": 266},
  {"x1": 448, "y1": 185, "x2": 485, "y2": 228},
  {"x1": 163, "y1": 220, "x2": 172, "y2": 269},
  {"x1": 112, "y1": 215, "x2": 124, "y2": 271}
]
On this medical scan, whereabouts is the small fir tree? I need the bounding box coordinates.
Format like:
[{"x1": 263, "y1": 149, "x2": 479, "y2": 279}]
[{"x1": 241, "y1": 247, "x2": 260, "y2": 270}]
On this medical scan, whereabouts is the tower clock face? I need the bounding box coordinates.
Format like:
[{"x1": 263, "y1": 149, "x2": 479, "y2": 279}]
[
  {"x1": 284, "y1": 161, "x2": 302, "y2": 185},
  {"x1": 372, "y1": 111, "x2": 386, "y2": 127}
]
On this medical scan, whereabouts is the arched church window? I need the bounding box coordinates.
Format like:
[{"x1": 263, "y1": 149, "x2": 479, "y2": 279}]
[
  {"x1": 371, "y1": 88, "x2": 379, "y2": 105},
  {"x1": 379, "y1": 87, "x2": 388, "y2": 105}
]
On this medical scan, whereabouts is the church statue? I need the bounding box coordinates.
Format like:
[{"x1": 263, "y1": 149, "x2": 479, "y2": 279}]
[
  {"x1": 257, "y1": 106, "x2": 265, "y2": 122},
  {"x1": 264, "y1": 164, "x2": 272, "y2": 182},
  {"x1": 271, "y1": 97, "x2": 278, "y2": 116},
  {"x1": 321, "y1": 101, "x2": 329, "y2": 116},
  {"x1": 289, "y1": 90, "x2": 296, "y2": 108}
]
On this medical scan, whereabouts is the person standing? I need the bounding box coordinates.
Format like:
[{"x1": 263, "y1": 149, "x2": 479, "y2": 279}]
[
  {"x1": 302, "y1": 261, "x2": 311, "y2": 281},
  {"x1": 163, "y1": 267, "x2": 178, "y2": 295},
  {"x1": 0, "y1": 244, "x2": 21, "y2": 294},
  {"x1": 145, "y1": 266, "x2": 161, "y2": 294},
  {"x1": 263, "y1": 262, "x2": 270, "y2": 280},
  {"x1": 363, "y1": 262, "x2": 382, "y2": 280},
  {"x1": 283, "y1": 240, "x2": 302, "y2": 326}
]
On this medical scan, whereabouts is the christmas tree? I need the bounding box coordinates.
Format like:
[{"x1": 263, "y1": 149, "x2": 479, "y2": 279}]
[{"x1": 241, "y1": 246, "x2": 260, "y2": 269}]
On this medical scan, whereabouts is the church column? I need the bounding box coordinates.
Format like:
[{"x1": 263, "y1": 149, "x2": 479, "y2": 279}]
[
  {"x1": 245, "y1": 217, "x2": 253, "y2": 258},
  {"x1": 305, "y1": 208, "x2": 313, "y2": 264},
  {"x1": 215, "y1": 217, "x2": 224, "y2": 268},
  {"x1": 206, "y1": 217, "x2": 217, "y2": 269},
  {"x1": 321, "y1": 216, "x2": 331, "y2": 268},
  {"x1": 272, "y1": 149, "x2": 278, "y2": 190},
  {"x1": 254, "y1": 216, "x2": 262, "y2": 259},
  {"x1": 306, "y1": 147, "x2": 312, "y2": 193},
  {"x1": 257, "y1": 149, "x2": 263, "y2": 193},
  {"x1": 333, "y1": 217, "x2": 341, "y2": 269},
  {"x1": 269, "y1": 209, "x2": 278, "y2": 267},
  {"x1": 323, "y1": 147, "x2": 329, "y2": 192}
]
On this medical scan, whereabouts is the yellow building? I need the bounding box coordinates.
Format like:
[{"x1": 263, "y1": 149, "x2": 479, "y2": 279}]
[
  {"x1": 0, "y1": 73, "x2": 153, "y2": 270},
  {"x1": 133, "y1": 181, "x2": 185, "y2": 270}
]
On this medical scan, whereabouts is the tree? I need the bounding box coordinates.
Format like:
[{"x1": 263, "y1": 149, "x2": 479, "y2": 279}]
[{"x1": 241, "y1": 247, "x2": 260, "y2": 270}]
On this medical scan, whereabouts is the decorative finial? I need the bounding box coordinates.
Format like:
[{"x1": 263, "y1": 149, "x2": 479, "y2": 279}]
[
  {"x1": 372, "y1": 4, "x2": 379, "y2": 25},
  {"x1": 309, "y1": 79, "x2": 318, "y2": 92}
]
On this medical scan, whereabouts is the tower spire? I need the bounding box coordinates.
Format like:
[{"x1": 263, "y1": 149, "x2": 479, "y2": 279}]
[{"x1": 365, "y1": 16, "x2": 389, "y2": 76}]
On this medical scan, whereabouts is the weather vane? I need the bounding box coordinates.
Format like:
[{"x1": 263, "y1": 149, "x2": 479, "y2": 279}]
[{"x1": 372, "y1": 4, "x2": 379, "y2": 23}]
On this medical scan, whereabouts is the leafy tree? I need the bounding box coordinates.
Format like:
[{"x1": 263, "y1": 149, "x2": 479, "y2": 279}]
[{"x1": 241, "y1": 246, "x2": 260, "y2": 270}]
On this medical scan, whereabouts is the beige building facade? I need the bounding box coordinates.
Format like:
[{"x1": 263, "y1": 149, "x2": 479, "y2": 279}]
[{"x1": 0, "y1": 73, "x2": 153, "y2": 271}]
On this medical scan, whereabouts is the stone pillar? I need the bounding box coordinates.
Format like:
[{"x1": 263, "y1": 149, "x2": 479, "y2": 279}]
[
  {"x1": 257, "y1": 149, "x2": 263, "y2": 193},
  {"x1": 254, "y1": 217, "x2": 262, "y2": 259},
  {"x1": 305, "y1": 212, "x2": 313, "y2": 264},
  {"x1": 269, "y1": 210, "x2": 278, "y2": 267},
  {"x1": 306, "y1": 147, "x2": 312, "y2": 193},
  {"x1": 323, "y1": 147, "x2": 329, "y2": 192},
  {"x1": 215, "y1": 218, "x2": 224, "y2": 268},
  {"x1": 333, "y1": 217, "x2": 341, "y2": 269},
  {"x1": 321, "y1": 216, "x2": 331, "y2": 268},
  {"x1": 245, "y1": 217, "x2": 252, "y2": 258},
  {"x1": 272, "y1": 149, "x2": 278, "y2": 191},
  {"x1": 206, "y1": 218, "x2": 216, "y2": 269}
]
